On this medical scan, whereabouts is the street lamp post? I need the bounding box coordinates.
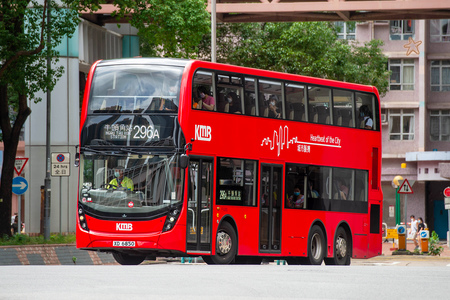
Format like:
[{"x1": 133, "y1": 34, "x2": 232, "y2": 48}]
[{"x1": 392, "y1": 175, "x2": 403, "y2": 226}]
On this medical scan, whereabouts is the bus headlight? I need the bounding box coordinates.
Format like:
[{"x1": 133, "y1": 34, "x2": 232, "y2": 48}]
[
  {"x1": 78, "y1": 206, "x2": 89, "y2": 231},
  {"x1": 163, "y1": 206, "x2": 181, "y2": 232}
]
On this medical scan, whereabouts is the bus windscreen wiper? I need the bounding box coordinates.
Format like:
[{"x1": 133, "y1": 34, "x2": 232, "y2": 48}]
[{"x1": 80, "y1": 147, "x2": 121, "y2": 156}]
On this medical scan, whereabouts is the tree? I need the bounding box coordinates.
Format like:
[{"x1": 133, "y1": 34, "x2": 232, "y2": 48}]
[
  {"x1": 0, "y1": 0, "x2": 80, "y2": 237},
  {"x1": 127, "y1": 0, "x2": 210, "y2": 58},
  {"x1": 198, "y1": 22, "x2": 390, "y2": 96},
  {"x1": 0, "y1": 0, "x2": 210, "y2": 237}
]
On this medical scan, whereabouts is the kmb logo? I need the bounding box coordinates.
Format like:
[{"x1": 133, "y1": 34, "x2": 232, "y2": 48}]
[
  {"x1": 195, "y1": 124, "x2": 211, "y2": 141},
  {"x1": 116, "y1": 223, "x2": 133, "y2": 231}
]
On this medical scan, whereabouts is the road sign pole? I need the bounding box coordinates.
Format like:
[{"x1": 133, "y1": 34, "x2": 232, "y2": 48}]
[
  {"x1": 18, "y1": 195, "x2": 21, "y2": 234},
  {"x1": 446, "y1": 210, "x2": 449, "y2": 247},
  {"x1": 404, "y1": 194, "x2": 408, "y2": 243},
  {"x1": 395, "y1": 187, "x2": 401, "y2": 225},
  {"x1": 59, "y1": 178, "x2": 62, "y2": 234}
]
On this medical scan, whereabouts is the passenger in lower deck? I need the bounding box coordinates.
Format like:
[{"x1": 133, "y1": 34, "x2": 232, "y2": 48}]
[{"x1": 286, "y1": 187, "x2": 304, "y2": 209}]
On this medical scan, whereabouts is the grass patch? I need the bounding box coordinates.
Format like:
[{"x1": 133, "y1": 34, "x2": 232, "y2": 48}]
[{"x1": 0, "y1": 234, "x2": 76, "y2": 246}]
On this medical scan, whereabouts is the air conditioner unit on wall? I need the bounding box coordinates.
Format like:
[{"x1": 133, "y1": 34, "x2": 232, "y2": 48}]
[{"x1": 381, "y1": 114, "x2": 387, "y2": 123}]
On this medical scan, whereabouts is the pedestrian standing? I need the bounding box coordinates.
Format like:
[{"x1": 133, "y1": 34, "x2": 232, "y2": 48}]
[{"x1": 410, "y1": 215, "x2": 419, "y2": 250}]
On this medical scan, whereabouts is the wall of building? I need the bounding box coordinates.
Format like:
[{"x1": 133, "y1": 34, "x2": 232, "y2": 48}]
[
  {"x1": 24, "y1": 58, "x2": 80, "y2": 234},
  {"x1": 362, "y1": 19, "x2": 450, "y2": 235}
]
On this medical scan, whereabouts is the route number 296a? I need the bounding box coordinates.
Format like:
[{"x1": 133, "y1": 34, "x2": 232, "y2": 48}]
[{"x1": 133, "y1": 125, "x2": 160, "y2": 140}]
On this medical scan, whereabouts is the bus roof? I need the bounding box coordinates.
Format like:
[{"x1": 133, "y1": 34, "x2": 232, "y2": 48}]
[
  {"x1": 96, "y1": 57, "x2": 190, "y2": 68},
  {"x1": 94, "y1": 57, "x2": 378, "y2": 95}
]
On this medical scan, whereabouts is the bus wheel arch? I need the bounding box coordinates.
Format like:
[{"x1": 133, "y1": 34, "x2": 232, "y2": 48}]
[
  {"x1": 204, "y1": 216, "x2": 238, "y2": 265},
  {"x1": 324, "y1": 223, "x2": 352, "y2": 266},
  {"x1": 305, "y1": 221, "x2": 327, "y2": 265}
]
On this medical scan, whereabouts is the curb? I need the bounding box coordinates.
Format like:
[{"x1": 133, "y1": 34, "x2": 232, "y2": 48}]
[{"x1": 0, "y1": 244, "x2": 117, "y2": 265}]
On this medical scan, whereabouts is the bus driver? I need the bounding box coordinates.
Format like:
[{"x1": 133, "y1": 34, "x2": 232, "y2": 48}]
[{"x1": 109, "y1": 166, "x2": 134, "y2": 191}]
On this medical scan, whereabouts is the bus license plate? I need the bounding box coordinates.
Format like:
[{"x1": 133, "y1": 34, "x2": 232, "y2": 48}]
[{"x1": 113, "y1": 241, "x2": 136, "y2": 247}]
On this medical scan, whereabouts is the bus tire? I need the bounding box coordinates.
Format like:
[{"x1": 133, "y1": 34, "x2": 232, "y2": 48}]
[
  {"x1": 112, "y1": 252, "x2": 145, "y2": 265},
  {"x1": 306, "y1": 225, "x2": 326, "y2": 265},
  {"x1": 202, "y1": 256, "x2": 214, "y2": 265},
  {"x1": 209, "y1": 222, "x2": 237, "y2": 264},
  {"x1": 324, "y1": 227, "x2": 351, "y2": 266}
]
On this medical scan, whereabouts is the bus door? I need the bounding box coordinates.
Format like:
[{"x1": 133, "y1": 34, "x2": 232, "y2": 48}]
[
  {"x1": 259, "y1": 164, "x2": 282, "y2": 253},
  {"x1": 187, "y1": 158, "x2": 213, "y2": 252}
]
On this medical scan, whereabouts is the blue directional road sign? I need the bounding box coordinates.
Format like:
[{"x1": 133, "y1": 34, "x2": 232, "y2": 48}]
[
  {"x1": 397, "y1": 226, "x2": 406, "y2": 234},
  {"x1": 12, "y1": 177, "x2": 28, "y2": 195}
]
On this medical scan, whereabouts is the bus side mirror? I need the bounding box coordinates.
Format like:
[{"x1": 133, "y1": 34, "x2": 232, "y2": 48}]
[
  {"x1": 179, "y1": 154, "x2": 189, "y2": 169},
  {"x1": 74, "y1": 146, "x2": 80, "y2": 167}
]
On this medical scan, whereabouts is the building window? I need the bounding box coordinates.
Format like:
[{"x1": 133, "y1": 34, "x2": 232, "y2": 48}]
[
  {"x1": 388, "y1": 109, "x2": 415, "y2": 140},
  {"x1": 389, "y1": 59, "x2": 414, "y2": 90},
  {"x1": 430, "y1": 110, "x2": 450, "y2": 141},
  {"x1": 390, "y1": 20, "x2": 414, "y2": 40},
  {"x1": 334, "y1": 21, "x2": 356, "y2": 40},
  {"x1": 431, "y1": 60, "x2": 450, "y2": 91},
  {"x1": 430, "y1": 19, "x2": 450, "y2": 42}
]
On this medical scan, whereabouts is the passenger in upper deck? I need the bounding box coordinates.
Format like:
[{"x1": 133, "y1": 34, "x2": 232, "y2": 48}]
[
  {"x1": 159, "y1": 79, "x2": 179, "y2": 112},
  {"x1": 197, "y1": 86, "x2": 215, "y2": 111},
  {"x1": 226, "y1": 92, "x2": 242, "y2": 114},
  {"x1": 359, "y1": 105, "x2": 373, "y2": 129},
  {"x1": 268, "y1": 95, "x2": 281, "y2": 118}
]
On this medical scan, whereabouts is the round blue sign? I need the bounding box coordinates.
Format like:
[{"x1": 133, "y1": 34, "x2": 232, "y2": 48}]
[
  {"x1": 398, "y1": 226, "x2": 405, "y2": 234},
  {"x1": 420, "y1": 231, "x2": 427, "y2": 238},
  {"x1": 12, "y1": 177, "x2": 28, "y2": 195},
  {"x1": 57, "y1": 154, "x2": 65, "y2": 162}
]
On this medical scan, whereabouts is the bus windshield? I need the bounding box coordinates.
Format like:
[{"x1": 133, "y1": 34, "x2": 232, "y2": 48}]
[
  {"x1": 88, "y1": 65, "x2": 183, "y2": 114},
  {"x1": 79, "y1": 153, "x2": 184, "y2": 218}
]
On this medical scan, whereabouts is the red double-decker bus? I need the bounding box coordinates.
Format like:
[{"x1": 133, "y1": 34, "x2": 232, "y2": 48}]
[{"x1": 77, "y1": 58, "x2": 382, "y2": 265}]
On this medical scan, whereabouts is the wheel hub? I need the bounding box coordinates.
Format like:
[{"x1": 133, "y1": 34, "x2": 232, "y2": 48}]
[
  {"x1": 217, "y1": 231, "x2": 232, "y2": 255},
  {"x1": 336, "y1": 236, "x2": 347, "y2": 258}
]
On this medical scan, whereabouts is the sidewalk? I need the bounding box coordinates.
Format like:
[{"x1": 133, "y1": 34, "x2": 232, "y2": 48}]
[{"x1": 381, "y1": 240, "x2": 450, "y2": 257}]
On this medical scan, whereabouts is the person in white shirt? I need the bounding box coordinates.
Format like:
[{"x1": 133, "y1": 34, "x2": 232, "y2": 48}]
[{"x1": 410, "y1": 215, "x2": 419, "y2": 250}]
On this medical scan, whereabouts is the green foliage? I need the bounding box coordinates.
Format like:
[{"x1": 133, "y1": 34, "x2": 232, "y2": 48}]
[
  {"x1": 0, "y1": 1, "x2": 80, "y2": 103},
  {"x1": 428, "y1": 231, "x2": 444, "y2": 256},
  {"x1": 116, "y1": 0, "x2": 210, "y2": 58},
  {"x1": 199, "y1": 22, "x2": 390, "y2": 96},
  {"x1": 0, "y1": 234, "x2": 76, "y2": 246}
]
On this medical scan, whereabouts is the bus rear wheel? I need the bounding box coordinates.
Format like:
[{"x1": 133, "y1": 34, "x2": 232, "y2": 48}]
[
  {"x1": 112, "y1": 252, "x2": 146, "y2": 265},
  {"x1": 205, "y1": 222, "x2": 237, "y2": 265},
  {"x1": 305, "y1": 225, "x2": 326, "y2": 265},
  {"x1": 324, "y1": 227, "x2": 351, "y2": 266}
]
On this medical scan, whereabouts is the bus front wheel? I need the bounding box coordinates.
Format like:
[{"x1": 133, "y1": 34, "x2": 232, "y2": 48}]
[
  {"x1": 206, "y1": 222, "x2": 237, "y2": 264},
  {"x1": 324, "y1": 227, "x2": 351, "y2": 266},
  {"x1": 306, "y1": 225, "x2": 326, "y2": 265},
  {"x1": 112, "y1": 252, "x2": 145, "y2": 265}
]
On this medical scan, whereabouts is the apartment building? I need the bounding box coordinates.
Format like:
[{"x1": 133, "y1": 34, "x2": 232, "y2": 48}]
[{"x1": 337, "y1": 20, "x2": 450, "y2": 238}]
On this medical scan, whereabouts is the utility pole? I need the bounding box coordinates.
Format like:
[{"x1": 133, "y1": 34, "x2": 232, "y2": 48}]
[
  {"x1": 211, "y1": 0, "x2": 216, "y2": 63},
  {"x1": 43, "y1": 2, "x2": 52, "y2": 240}
]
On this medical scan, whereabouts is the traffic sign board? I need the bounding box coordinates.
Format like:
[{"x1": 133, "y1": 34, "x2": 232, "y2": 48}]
[
  {"x1": 12, "y1": 177, "x2": 28, "y2": 195},
  {"x1": 444, "y1": 187, "x2": 450, "y2": 197},
  {"x1": 14, "y1": 157, "x2": 29, "y2": 176},
  {"x1": 398, "y1": 179, "x2": 413, "y2": 194},
  {"x1": 51, "y1": 152, "x2": 70, "y2": 177},
  {"x1": 420, "y1": 230, "x2": 429, "y2": 239},
  {"x1": 397, "y1": 225, "x2": 406, "y2": 234},
  {"x1": 52, "y1": 153, "x2": 70, "y2": 163}
]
